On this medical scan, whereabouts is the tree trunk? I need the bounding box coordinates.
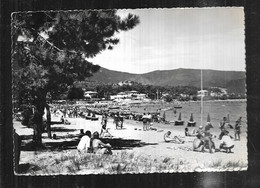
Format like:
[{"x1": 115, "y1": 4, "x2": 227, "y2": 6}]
[
  {"x1": 32, "y1": 92, "x2": 47, "y2": 146},
  {"x1": 33, "y1": 109, "x2": 43, "y2": 146},
  {"x1": 46, "y1": 104, "x2": 52, "y2": 138}
]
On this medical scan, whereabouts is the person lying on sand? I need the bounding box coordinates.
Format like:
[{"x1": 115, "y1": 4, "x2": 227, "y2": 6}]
[
  {"x1": 92, "y1": 131, "x2": 112, "y2": 155},
  {"x1": 219, "y1": 131, "x2": 234, "y2": 153},
  {"x1": 77, "y1": 130, "x2": 92, "y2": 153},
  {"x1": 164, "y1": 131, "x2": 184, "y2": 144}
]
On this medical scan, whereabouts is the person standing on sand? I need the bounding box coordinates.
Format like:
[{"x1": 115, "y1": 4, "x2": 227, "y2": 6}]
[
  {"x1": 219, "y1": 117, "x2": 228, "y2": 139},
  {"x1": 92, "y1": 132, "x2": 112, "y2": 155},
  {"x1": 142, "y1": 113, "x2": 148, "y2": 131},
  {"x1": 234, "y1": 117, "x2": 242, "y2": 141},
  {"x1": 114, "y1": 112, "x2": 120, "y2": 129},
  {"x1": 100, "y1": 112, "x2": 108, "y2": 135},
  {"x1": 201, "y1": 122, "x2": 215, "y2": 153},
  {"x1": 146, "y1": 112, "x2": 152, "y2": 130},
  {"x1": 77, "y1": 130, "x2": 92, "y2": 153}
]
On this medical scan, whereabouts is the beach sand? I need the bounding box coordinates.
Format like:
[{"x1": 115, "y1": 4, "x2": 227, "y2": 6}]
[{"x1": 14, "y1": 112, "x2": 247, "y2": 173}]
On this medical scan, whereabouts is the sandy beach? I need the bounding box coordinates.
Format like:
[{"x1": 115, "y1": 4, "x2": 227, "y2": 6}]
[{"x1": 14, "y1": 109, "x2": 248, "y2": 174}]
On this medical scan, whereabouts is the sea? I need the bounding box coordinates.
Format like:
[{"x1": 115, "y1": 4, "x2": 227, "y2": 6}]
[{"x1": 129, "y1": 100, "x2": 247, "y2": 133}]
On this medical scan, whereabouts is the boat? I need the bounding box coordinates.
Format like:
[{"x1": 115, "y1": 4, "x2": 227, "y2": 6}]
[
  {"x1": 161, "y1": 107, "x2": 173, "y2": 111},
  {"x1": 85, "y1": 116, "x2": 99, "y2": 121},
  {"x1": 175, "y1": 112, "x2": 184, "y2": 126},
  {"x1": 173, "y1": 105, "x2": 182, "y2": 109},
  {"x1": 108, "y1": 106, "x2": 120, "y2": 109},
  {"x1": 187, "y1": 113, "x2": 196, "y2": 127}
]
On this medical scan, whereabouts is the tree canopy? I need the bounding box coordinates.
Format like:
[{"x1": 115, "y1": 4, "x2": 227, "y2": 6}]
[{"x1": 12, "y1": 10, "x2": 140, "y2": 143}]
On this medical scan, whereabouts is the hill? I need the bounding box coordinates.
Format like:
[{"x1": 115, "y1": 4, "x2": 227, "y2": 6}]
[{"x1": 87, "y1": 67, "x2": 246, "y2": 94}]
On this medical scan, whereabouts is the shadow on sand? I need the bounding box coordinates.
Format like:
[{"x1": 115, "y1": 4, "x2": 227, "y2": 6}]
[{"x1": 21, "y1": 136, "x2": 158, "y2": 152}]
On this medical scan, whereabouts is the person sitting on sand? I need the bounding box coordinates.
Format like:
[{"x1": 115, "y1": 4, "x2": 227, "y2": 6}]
[
  {"x1": 64, "y1": 119, "x2": 71, "y2": 125},
  {"x1": 193, "y1": 134, "x2": 204, "y2": 152},
  {"x1": 164, "y1": 131, "x2": 184, "y2": 144},
  {"x1": 149, "y1": 123, "x2": 157, "y2": 131},
  {"x1": 77, "y1": 130, "x2": 92, "y2": 153},
  {"x1": 219, "y1": 131, "x2": 234, "y2": 153},
  {"x1": 195, "y1": 126, "x2": 204, "y2": 138},
  {"x1": 185, "y1": 127, "x2": 197, "y2": 137},
  {"x1": 92, "y1": 131, "x2": 112, "y2": 155},
  {"x1": 100, "y1": 128, "x2": 113, "y2": 138}
]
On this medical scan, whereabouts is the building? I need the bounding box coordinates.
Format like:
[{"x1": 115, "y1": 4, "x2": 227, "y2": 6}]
[
  {"x1": 118, "y1": 80, "x2": 134, "y2": 86},
  {"x1": 110, "y1": 91, "x2": 150, "y2": 103},
  {"x1": 84, "y1": 91, "x2": 97, "y2": 99},
  {"x1": 197, "y1": 90, "x2": 209, "y2": 97}
]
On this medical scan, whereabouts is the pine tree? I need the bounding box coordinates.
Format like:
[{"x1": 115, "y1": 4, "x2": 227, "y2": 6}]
[{"x1": 12, "y1": 10, "x2": 139, "y2": 145}]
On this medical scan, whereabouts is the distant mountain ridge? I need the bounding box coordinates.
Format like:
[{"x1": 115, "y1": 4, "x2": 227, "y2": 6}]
[{"x1": 88, "y1": 67, "x2": 246, "y2": 94}]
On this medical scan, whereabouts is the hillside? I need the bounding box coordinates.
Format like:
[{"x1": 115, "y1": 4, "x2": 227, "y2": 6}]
[{"x1": 87, "y1": 67, "x2": 246, "y2": 94}]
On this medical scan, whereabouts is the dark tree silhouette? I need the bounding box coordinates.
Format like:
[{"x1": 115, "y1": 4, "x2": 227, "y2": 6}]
[{"x1": 12, "y1": 10, "x2": 139, "y2": 145}]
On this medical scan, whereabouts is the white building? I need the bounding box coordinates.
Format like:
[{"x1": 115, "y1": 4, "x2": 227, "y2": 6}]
[
  {"x1": 197, "y1": 90, "x2": 209, "y2": 97},
  {"x1": 110, "y1": 91, "x2": 150, "y2": 103},
  {"x1": 84, "y1": 91, "x2": 97, "y2": 98}
]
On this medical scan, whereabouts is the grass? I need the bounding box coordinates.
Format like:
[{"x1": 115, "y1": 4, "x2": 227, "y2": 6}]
[{"x1": 22, "y1": 150, "x2": 247, "y2": 175}]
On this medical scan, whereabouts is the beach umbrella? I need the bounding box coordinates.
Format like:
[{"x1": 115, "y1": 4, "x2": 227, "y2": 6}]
[
  {"x1": 207, "y1": 113, "x2": 211, "y2": 122},
  {"x1": 178, "y1": 112, "x2": 182, "y2": 121},
  {"x1": 189, "y1": 113, "x2": 194, "y2": 122},
  {"x1": 175, "y1": 112, "x2": 184, "y2": 126},
  {"x1": 187, "y1": 113, "x2": 196, "y2": 127}
]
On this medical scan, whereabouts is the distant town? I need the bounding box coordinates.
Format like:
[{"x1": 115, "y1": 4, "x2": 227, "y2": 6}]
[{"x1": 50, "y1": 79, "x2": 246, "y2": 105}]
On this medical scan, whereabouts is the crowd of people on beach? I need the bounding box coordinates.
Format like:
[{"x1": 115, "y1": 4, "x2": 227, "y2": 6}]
[
  {"x1": 47, "y1": 103, "x2": 243, "y2": 155},
  {"x1": 181, "y1": 116, "x2": 242, "y2": 153}
]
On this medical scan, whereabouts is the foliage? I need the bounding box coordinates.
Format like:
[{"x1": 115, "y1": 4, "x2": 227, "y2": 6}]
[
  {"x1": 67, "y1": 87, "x2": 84, "y2": 100},
  {"x1": 22, "y1": 150, "x2": 247, "y2": 175},
  {"x1": 12, "y1": 10, "x2": 140, "y2": 144}
]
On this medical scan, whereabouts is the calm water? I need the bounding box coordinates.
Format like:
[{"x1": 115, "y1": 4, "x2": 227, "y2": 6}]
[{"x1": 130, "y1": 100, "x2": 247, "y2": 132}]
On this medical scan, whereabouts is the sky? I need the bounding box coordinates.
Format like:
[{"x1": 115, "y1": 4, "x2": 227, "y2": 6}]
[{"x1": 89, "y1": 8, "x2": 245, "y2": 74}]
